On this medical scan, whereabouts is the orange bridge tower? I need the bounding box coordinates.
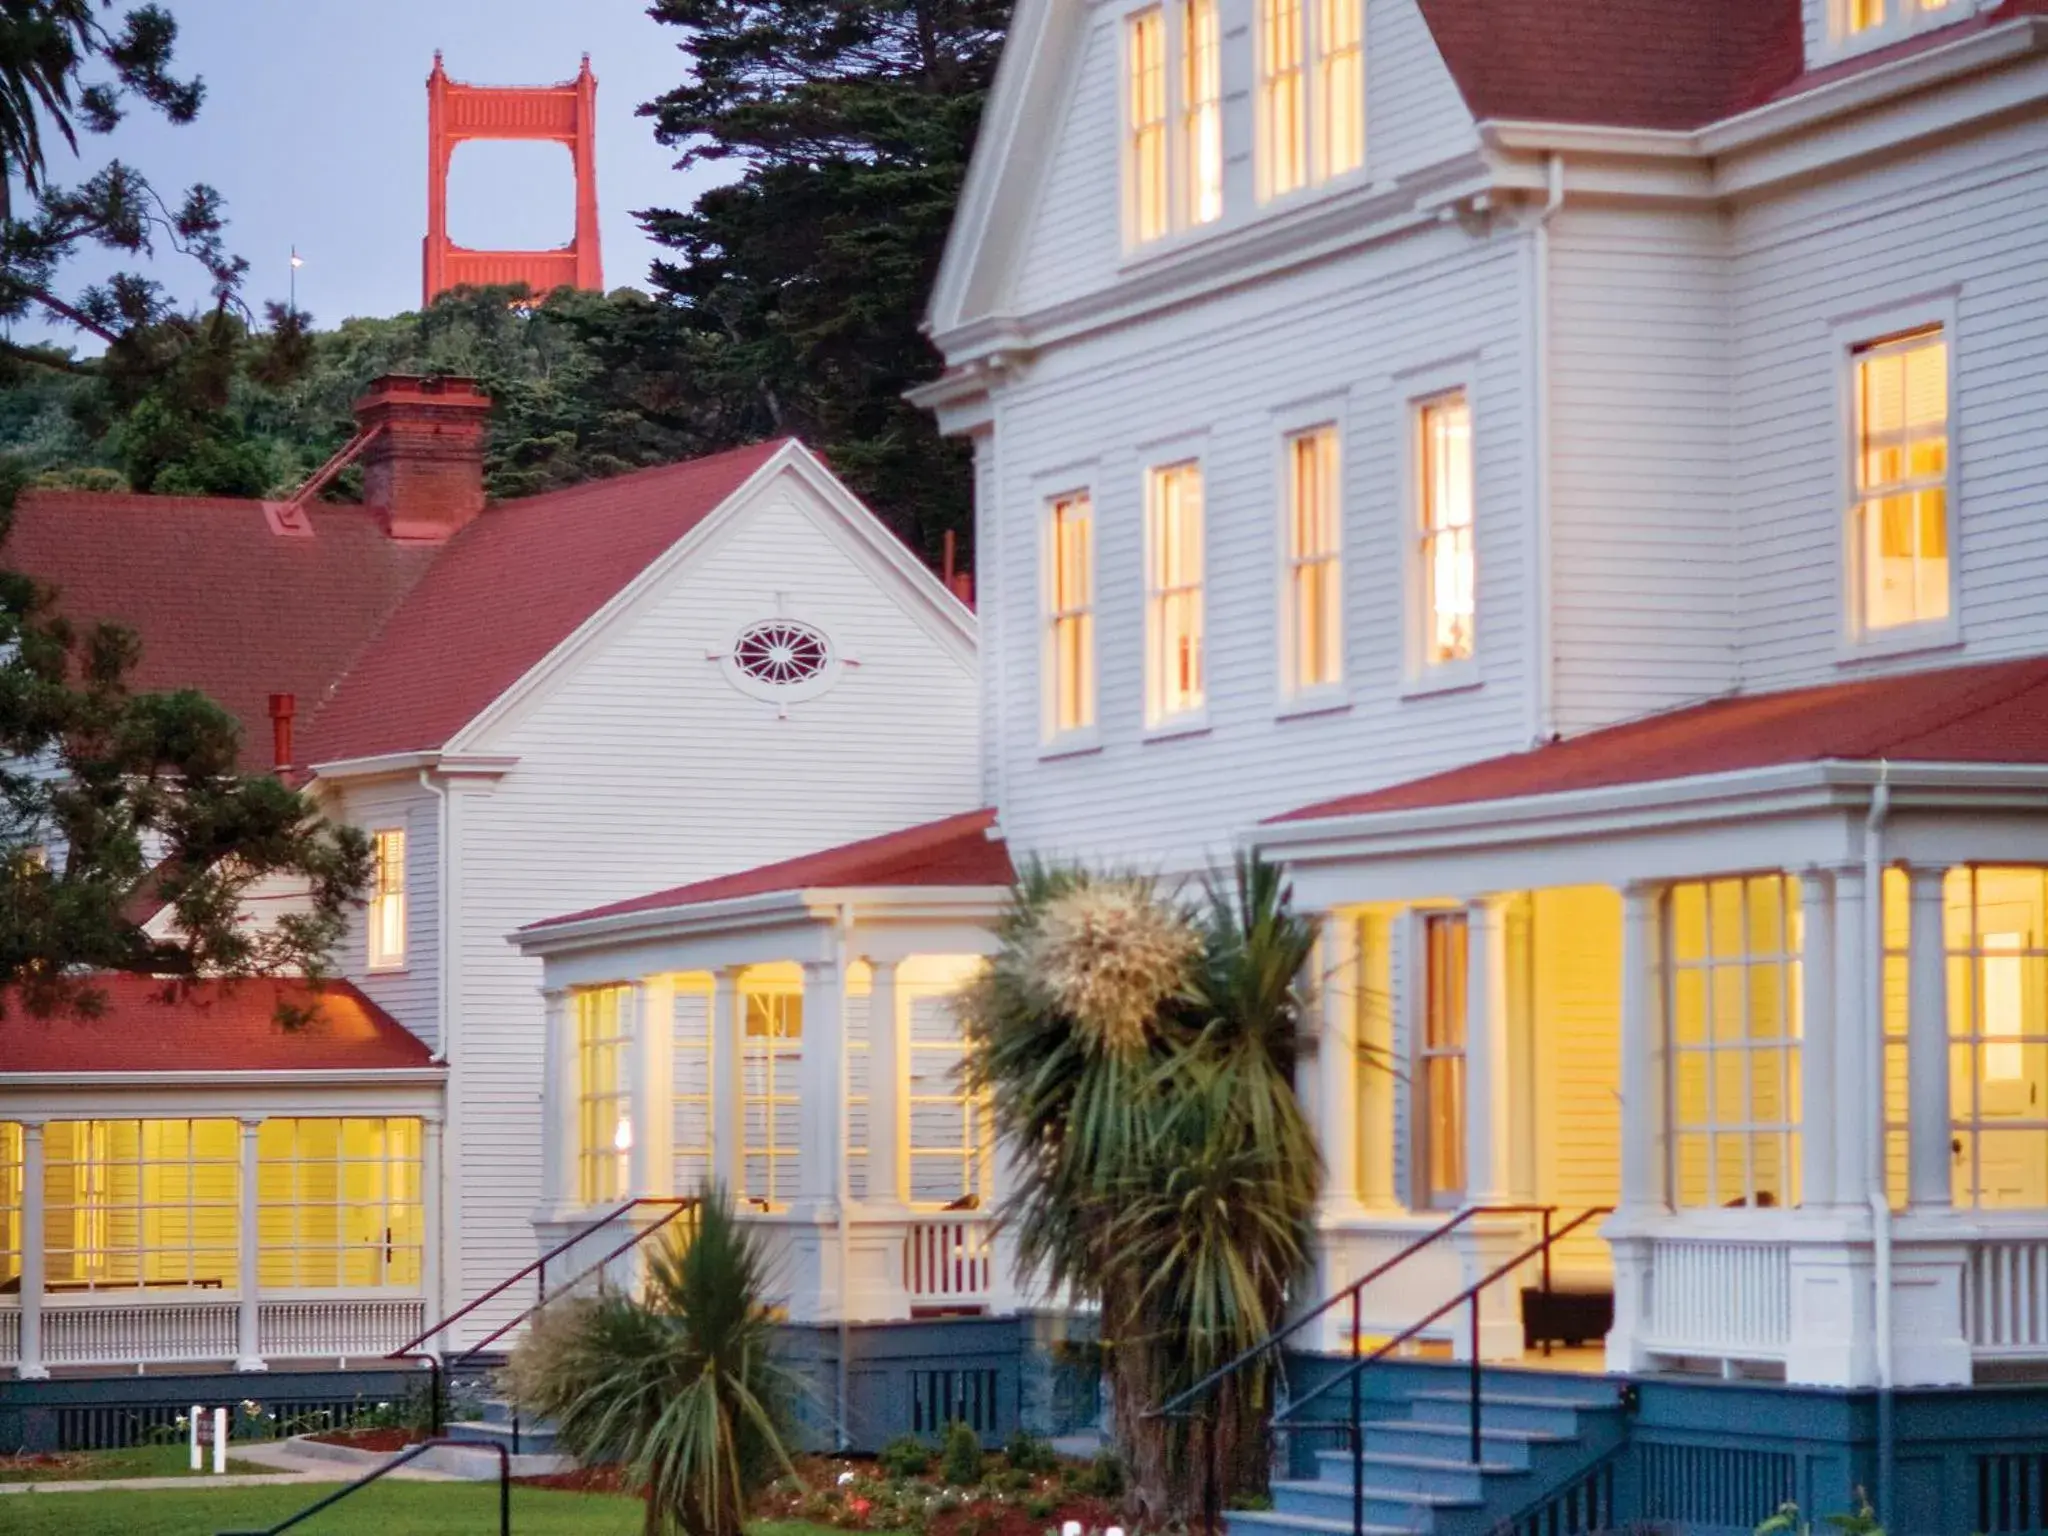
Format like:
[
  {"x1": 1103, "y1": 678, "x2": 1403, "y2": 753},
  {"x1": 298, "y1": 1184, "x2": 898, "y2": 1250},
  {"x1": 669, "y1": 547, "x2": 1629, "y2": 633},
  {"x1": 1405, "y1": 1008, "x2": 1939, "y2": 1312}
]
[{"x1": 424, "y1": 52, "x2": 603, "y2": 305}]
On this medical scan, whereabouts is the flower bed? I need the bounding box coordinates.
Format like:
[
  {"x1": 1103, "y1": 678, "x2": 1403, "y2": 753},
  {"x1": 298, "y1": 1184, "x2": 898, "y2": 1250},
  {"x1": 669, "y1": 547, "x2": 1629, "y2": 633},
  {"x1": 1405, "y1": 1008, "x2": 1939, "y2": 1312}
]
[
  {"x1": 753, "y1": 1438, "x2": 1130, "y2": 1536},
  {"x1": 304, "y1": 1427, "x2": 421, "y2": 1454}
]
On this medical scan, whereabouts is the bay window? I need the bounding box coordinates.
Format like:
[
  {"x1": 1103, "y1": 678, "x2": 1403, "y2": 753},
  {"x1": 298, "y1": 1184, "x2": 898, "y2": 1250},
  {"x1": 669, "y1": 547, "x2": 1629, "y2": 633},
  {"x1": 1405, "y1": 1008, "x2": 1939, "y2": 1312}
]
[
  {"x1": 1668, "y1": 876, "x2": 1803, "y2": 1211},
  {"x1": 1282, "y1": 425, "x2": 1343, "y2": 697},
  {"x1": 1852, "y1": 325, "x2": 1950, "y2": 636},
  {"x1": 1258, "y1": 0, "x2": 1363, "y2": 200},
  {"x1": 1126, "y1": 1, "x2": 1222, "y2": 247},
  {"x1": 575, "y1": 986, "x2": 633, "y2": 1207},
  {"x1": 1044, "y1": 492, "x2": 1096, "y2": 739},
  {"x1": 43, "y1": 1119, "x2": 239, "y2": 1290},
  {"x1": 1144, "y1": 460, "x2": 1206, "y2": 726},
  {"x1": 257, "y1": 1118, "x2": 423, "y2": 1290},
  {"x1": 1417, "y1": 391, "x2": 1475, "y2": 669},
  {"x1": 368, "y1": 827, "x2": 407, "y2": 970}
]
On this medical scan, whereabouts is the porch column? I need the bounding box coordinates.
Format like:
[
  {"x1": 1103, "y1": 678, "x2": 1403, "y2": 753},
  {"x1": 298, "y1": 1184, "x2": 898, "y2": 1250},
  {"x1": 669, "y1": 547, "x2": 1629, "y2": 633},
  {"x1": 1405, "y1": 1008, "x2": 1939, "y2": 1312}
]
[
  {"x1": 541, "y1": 988, "x2": 576, "y2": 1210},
  {"x1": 1464, "y1": 896, "x2": 1511, "y2": 1205},
  {"x1": 421, "y1": 1112, "x2": 445, "y2": 1346},
  {"x1": 633, "y1": 976, "x2": 676, "y2": 1200},
  {"x1": 865, "y1": 960, "x2": 904, "y2": 1209},
  {"x1": 711, "y1": 968, "x2": 745, "y2": 1199},
  {"x1": 1799, "y1": 871, "x2": 1838, "y2": 1208},
  {"x1": 797, "y1": 956, "x2": 846, "y2": 1218},
  {"x1": 1905, "y1": 863, "x2": 1954, "y2": 1211},
  {"x1": 1616, "y1": 881, "x2": 1665, "y2": 1215},
  {"x1": 1357, "y1": 912, "x2": 1397, "y2": 1210},
  {"x1": 16, "y1": 1119, "x2": 47, "y2": 1380},
  {"x1": 1832, "y1": 869, "x2": 1873, "y2": 1202},
  {"x1": 1318, "y1": 918, "x2": 1361, "y2": 1208},
  {"x1": 236, "y1": 1117, "x2": 266, "y2": 1372}
]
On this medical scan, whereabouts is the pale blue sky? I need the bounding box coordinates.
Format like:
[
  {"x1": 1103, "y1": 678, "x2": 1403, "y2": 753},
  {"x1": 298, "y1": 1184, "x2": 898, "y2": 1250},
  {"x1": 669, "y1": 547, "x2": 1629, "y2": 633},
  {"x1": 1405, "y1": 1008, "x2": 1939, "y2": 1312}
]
[{"x1": 19, "y1": 0, "x2": 729, "y2": 347}]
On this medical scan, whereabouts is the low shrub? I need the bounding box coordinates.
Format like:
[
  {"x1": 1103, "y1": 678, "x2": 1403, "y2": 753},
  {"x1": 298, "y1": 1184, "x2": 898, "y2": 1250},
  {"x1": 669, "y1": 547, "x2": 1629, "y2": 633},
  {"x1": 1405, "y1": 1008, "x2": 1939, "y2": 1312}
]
[
  {"x1": 941, "y1": 1420, "x2": 984, "y2": 1486},
  {"x1": 879, "y1": 1434, "x2": 934, "y2": 1479},
  {"x1": 1004, "y1": 1428, "x2": 1059, "y2": 1474}
]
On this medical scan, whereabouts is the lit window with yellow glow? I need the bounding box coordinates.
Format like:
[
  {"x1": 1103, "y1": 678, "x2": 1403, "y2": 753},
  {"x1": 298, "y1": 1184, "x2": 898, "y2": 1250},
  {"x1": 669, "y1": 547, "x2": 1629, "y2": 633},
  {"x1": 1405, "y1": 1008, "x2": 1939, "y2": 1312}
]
[
  {"x1": 1838, "y1": 0, "x2": 1963, "y2": 47},
  {"x1": 1182, "y1": 0, "x2": 1223, "y2": 226},
  {"x1": 257, "y1": 1118, "x2": 423, "y2": 1290},
  {"x1": 1882, "y1": 867, "x2": 2048, "y2": 1210},
  {"x1": 742, "y1": 987, "x2": 803, "y2": 1207},
  {"x1": 43, "y1": 1119, "x2": 239, "y2": 1290},
  {"x1": 908, "y1": 992, "x2": 989, "y2": 1206},
  {"x1": 1259, "y1": 0, "x2": 1363, "y2": 200},
  {"x1": 1127, "y1": 7, "x2": 1169, "y2": 244},
  {"x1": 1417, "y1": 392, "x2": 1475, "y2": 668},
  {"x1": 575, "y1": 986, "x2": 633, "y2": 1207},
  {"x1": 1419, "y1": 913, "x2": 1467, "y2": 1209},
  {"x1": 1283, "y1": 426, "x2": 1343, "y2": 696},
  {"x1": 0, "y1": 1122, "x2": 22, "y2": 1290},
  {"x1": 1853, "y1": 327, "x2": 1949, "y2": 634},
  {"x1": 368, "y1": 828, "x2": 407, "y2": 970},
  {"x1": 1145, "y1": 462, "x2": 1206, "y2": 725},
  {"x1": 1668, "y1": 876, "x2": 1804, "y2": 1210},
  {"x1": 1045, "y1": 493, "x2": 1095, "y2": 739}
]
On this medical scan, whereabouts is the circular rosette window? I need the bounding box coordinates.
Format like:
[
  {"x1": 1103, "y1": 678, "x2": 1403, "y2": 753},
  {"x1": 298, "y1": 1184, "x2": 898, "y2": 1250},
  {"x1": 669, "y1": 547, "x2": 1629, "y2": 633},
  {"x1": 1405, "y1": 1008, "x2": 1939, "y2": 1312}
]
[{"x1": 720, "y1": 618, "x2": 844, "y2": 705}]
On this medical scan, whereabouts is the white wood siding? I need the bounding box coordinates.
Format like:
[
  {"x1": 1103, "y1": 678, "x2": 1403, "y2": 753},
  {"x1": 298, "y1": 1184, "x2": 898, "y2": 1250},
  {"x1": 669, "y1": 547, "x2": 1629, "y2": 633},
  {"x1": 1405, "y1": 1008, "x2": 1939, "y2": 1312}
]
[
  {"x1": 1549, "y1": 206, "x2": 1738, "y2": 734},
  {"x1": 330, "y1": 779, "x2": 442, "y2": 1053},
  {"x1": 1011, "y1": 10, "x2": 1120, "y2": 315},
  {"x1": 1363, "y1": 0, "x2": 1478, "y2": 182},
  {"x1": 1731, "y1": 119, "x2": 2048, "y2": 690},
  {"x1": 990, "y1": 223, "x2": 1534, "y2": 870},
  {"x1": 442, "y1": 472, "x2": 981, "y2": 1330},
  {"x1": 1531, "y1": 886, "x2": 1620, "y2": 1280}
]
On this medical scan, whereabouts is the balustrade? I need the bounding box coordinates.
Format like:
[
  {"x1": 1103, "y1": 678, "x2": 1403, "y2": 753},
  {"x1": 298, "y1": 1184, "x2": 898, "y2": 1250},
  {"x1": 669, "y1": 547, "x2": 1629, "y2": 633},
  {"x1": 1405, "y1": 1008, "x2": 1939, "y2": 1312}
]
[
  {"x1": 905, "y1": 1218, "x2": 993, "y2": 1308},
  {"x1": 1642, "y1": 1239, "x2": 1792, "y2": 1359},
  {"x1": 1964, "y1": 1238, "x2": 2048, "y2": 1356}
]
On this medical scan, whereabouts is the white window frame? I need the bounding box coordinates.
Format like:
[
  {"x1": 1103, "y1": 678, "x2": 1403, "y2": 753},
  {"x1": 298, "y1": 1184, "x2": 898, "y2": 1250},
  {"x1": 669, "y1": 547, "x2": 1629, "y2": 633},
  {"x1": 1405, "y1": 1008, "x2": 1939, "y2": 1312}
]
[
  {"x1": 1273, "y1": 404, "x2": 1348, "y2": 713},
  {"x1": 1823, "y1": 0, "x2": 1978, "y2": 59},
  {"x1": 42, "y1": 1119, "x2": 240, "y2": 1292},
  {"x1": 906, "y1": 989, "x2": 990, "y2": 1209},
  {"x1": 1832, "y1": 292, "x2": 1960, "y2": 662},
  {"x1": 574, "y1": 986, "x2": 634, "y2": 1209},
  {"x1": 1396, "y1": 361, "x2": 1482, "y2": 696},
  {"x1": 1142, "y1": 451, "x2": 1208, "y2": 735},
  {"x1": 257, "y1": 1117, "x2": 424, "y2": 1292},
  {"x1": 1256, "y1": 0, "x2": 1366, "y2": 204},
  {"x1": 1121, "y1": 0, "x2": 1225, "y2": 252},
  {"x1": 367, "y1": 826, "x2": 407, "y2": 971},
  {"x1": 741, "y1": 984, "x2": 803, "y2": 1210},
  {"x1": 1413, "y1": 911, "x2": 1467, "y2": 1212},
  {"x1": 1041, "y1": 489, "x2": 1098, "y2": 751}
]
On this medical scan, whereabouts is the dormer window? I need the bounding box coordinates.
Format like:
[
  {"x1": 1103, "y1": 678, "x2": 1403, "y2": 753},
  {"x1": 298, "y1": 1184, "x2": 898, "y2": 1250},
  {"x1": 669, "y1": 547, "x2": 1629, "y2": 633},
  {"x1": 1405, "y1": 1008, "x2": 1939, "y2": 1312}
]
[
  {"x1": 1828, "y1": 0, "x2": 1967, "y2": 55},
  {"x1": 1257, "y1": 0, "x2": 1363, "y2": 202},
  {"x1": 1125, "y1": 1, "x2": 1223, "y2": 247}
]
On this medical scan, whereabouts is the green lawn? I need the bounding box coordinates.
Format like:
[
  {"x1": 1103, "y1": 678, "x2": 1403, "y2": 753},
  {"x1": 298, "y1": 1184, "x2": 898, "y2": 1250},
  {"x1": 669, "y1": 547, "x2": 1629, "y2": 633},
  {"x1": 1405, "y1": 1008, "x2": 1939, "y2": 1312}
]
[{"x1": 0, "y1": 1442, "x2": 268, "y2": 1482}]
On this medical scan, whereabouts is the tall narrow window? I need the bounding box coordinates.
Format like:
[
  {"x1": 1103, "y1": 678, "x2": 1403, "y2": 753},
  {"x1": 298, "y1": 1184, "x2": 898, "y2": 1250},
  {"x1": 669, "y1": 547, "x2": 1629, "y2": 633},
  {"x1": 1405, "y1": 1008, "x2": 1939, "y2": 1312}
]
[
  {"x1": 1182, "y1": 0, "x2": 1223, "y2": 226},
  {"x1": 1417, "y1": 392, "x2": 1475, "y2": 668},
  {"x1": 0, "y1": 1122, "x2": 19, "y2": 1290},
  {"x1": 1846, "y1": 0, "x2": 1886, "y2": 31},
  {"x1": 1283, "y1": 426, "x2": 1343, "y2": 696},
  {"x1": 368, "y1": 828, "x2": 407, "y2": 969},
  {"x1": 1419, "y1": 914, "x2": 1467, "y2": 1208},
  {"x1": 1045, "y1": 493, "x2": 1095, "y2": 739},
  {"x1": 1145, "y1": 461, "x2": 1206, "y2": 725},
  {"x1": 1315, "y1": 0, "x2": 1364, "y2": 179},
  {"x1": 1127, "y1": 7, "x2": 1169, "y2": 244},
  {"x1": 1258, "y1": 0, "x2": 1307, "y2": 198},
  {"x1": 1668, "y1": 876, "x2": 1803, "y2": 1210},
  {"x1": 1853, "y1": 327, "x2": 1949, "y2": 634},
  {"x1": 908, "y1": 994, "x2": 988, "y2": 1207},
  {"x1": 741, "y1": 987, "x2": 803, "y2": 1208},
  {"x1": 672, "y1": 988, "x2": 714, "y2": 1196},
  {"x1": 575, "y1": 987, "x2": 632, "y2": 1207}
]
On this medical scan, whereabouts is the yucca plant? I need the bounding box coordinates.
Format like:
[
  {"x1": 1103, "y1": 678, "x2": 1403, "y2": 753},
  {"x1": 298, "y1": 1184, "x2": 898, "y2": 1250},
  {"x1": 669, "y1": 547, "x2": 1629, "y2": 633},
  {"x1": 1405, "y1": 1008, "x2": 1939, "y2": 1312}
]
[
  {"x1": 503, "y1": 1184, "x2": 797, "y2": 1536},
  {"x1": 960, "y1": 851, "x2": 1321, "y2": 1527}
]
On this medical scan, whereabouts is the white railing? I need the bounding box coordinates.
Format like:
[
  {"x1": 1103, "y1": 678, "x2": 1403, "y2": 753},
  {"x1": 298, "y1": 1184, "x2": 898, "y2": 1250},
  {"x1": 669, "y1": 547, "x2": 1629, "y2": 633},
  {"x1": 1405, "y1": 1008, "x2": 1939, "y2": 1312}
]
[
  {"x1": 44, "y1": 1297, "x2": 239, "y2": 1366},
  {"x1": 1965, "y1": 1238, "x2": 2048, "y2": 1357},
  {"x1": 905, "y1": 1219, "x2": 993, "y2": 1309},
  {"x1": 1643, "y1": 1238, "x2": 1792, "y2": 1359},
  {"x1": 0, "y1": 1302, "x2": 17, "y2": 1366},
  {"x1": 260, "y1": 1297, "x2": 425, "y2": 1360}
]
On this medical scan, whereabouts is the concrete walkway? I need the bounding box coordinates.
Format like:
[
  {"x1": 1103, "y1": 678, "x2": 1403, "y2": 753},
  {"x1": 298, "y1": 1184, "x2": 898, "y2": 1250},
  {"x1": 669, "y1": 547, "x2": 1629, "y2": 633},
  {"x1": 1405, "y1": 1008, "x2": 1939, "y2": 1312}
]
[
  {"x1": 0, "y1": 1436, "x2": 472, "y2": 1495},
  {"x1": 0, "y1": 1469, "x2": 336, "y2": 1495}
]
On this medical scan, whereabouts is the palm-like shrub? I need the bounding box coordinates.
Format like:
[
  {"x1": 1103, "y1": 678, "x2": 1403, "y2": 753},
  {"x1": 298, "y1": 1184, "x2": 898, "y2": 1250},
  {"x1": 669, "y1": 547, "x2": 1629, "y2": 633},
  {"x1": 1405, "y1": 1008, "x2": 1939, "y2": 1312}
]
[
  {"x1": 504, "y1": 1185, "x2": 796, "y2": 1536},
  {"x1": 961, "y1": 852, "x2": 1320, "y2": 1526}
]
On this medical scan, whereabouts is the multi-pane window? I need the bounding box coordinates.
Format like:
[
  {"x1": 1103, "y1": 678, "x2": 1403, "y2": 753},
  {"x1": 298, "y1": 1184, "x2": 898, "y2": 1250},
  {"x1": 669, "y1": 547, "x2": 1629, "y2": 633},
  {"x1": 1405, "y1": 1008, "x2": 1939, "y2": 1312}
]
[
  {"x1": 1258, "y1": 0, "x2": 1364, "y2": 199},
  {"x1": 0, "y1": 1122, "x2": 21, "y2": 1288},
  {"x1": 256, "y1": 1119, "x2": 423, "y2": 1290},
  {"x1": 908, "y1": 994, "x2": 988, "y2": 1207},
  {"x1": 1127, "y1": 2, "x2": 1222, "y2": 245},
  {"x1": 575, "y1": 986, "x2": 633, "y2": 1207},
  {"x1": 1852, "y1": 327, "x2": 1950, "y2": 634},
  {"x1": 672, "y1": 988, "x2": 714, "y2": 1197},
  {"x1": 1127, "y1": 8, "x2": 1169, "y2": 243},
  {"x1": 1418, "y1": 914, "x2": 1467, "y2": 1209},
  {"x1": 1884, "y1": 868, "x2": 2048, "y2": 1210},
  {"x1": 1668, "y1": 876, "x2": 1803, "y2": 1211},
  {"x1": 368, "y1": 828, "x2": 407, "y2": 970},
  {"x1": 1417, "y1": 392, "x2": 1475, "y2": 668},
  {"x1": 742, "y1": 987, "x2": 803, "y2": 1207},
  {"x1": 1145, "y1": 461, "x2": 1206, "y2": 725},
  {"x1": 1840, "y1": 0, "x2": 1959, "y2": 41},
  {"x1": 1283, "y1": 426, "x2": 1343, "y2": 696},
  {"x1": 43, "y1": 1120, "x2": 239, "y2": 1290},
  {"x1": 1045, "y1": 493, "x2": 1095, "y2": 738}
]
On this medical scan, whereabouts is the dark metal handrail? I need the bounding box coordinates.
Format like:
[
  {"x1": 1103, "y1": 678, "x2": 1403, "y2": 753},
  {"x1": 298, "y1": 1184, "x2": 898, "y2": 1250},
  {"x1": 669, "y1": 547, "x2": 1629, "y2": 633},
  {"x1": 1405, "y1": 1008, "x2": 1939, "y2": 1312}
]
[{"x1": 215, "y1": 1437, "x2": 509, "y2": 1536}]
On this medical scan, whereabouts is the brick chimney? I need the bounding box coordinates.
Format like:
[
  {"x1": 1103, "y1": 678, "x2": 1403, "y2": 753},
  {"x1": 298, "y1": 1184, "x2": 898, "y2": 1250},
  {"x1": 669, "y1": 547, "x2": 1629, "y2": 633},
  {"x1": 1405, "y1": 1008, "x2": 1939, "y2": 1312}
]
[{"x1": 351, "y1": 374, "x2": 493, "y2": 541}]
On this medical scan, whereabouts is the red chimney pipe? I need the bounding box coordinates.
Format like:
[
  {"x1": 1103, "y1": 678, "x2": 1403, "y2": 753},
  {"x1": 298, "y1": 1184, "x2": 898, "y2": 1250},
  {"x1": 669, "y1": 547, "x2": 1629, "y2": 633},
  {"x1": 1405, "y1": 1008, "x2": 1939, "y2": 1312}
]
[{"x1": 268, "y1": 693, "x2": 296, "y2": 772}]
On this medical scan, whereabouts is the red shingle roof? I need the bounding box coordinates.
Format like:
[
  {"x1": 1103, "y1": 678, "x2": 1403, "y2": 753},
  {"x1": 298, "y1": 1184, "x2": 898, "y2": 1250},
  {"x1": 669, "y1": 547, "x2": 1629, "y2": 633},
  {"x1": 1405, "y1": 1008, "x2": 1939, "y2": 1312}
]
[
  {"x1": 0, "y1": 976, "x2": 434, "y2": 1073},
  {"x1": 6, "y1": 492, "x2": 439, "y2": 761},
  {"x1": 1416, "y1": 0, "x2": 2047, "y2": 132},
  {"x1": 1273, "y1": 655, "x2": 2048, "y2": 823},
  {"x1": 299, "y1": 441, "x2": 786, "y2": 765},
  {"x1": 527, "y1": 809, "x2": 1014, "y2": 932}
]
